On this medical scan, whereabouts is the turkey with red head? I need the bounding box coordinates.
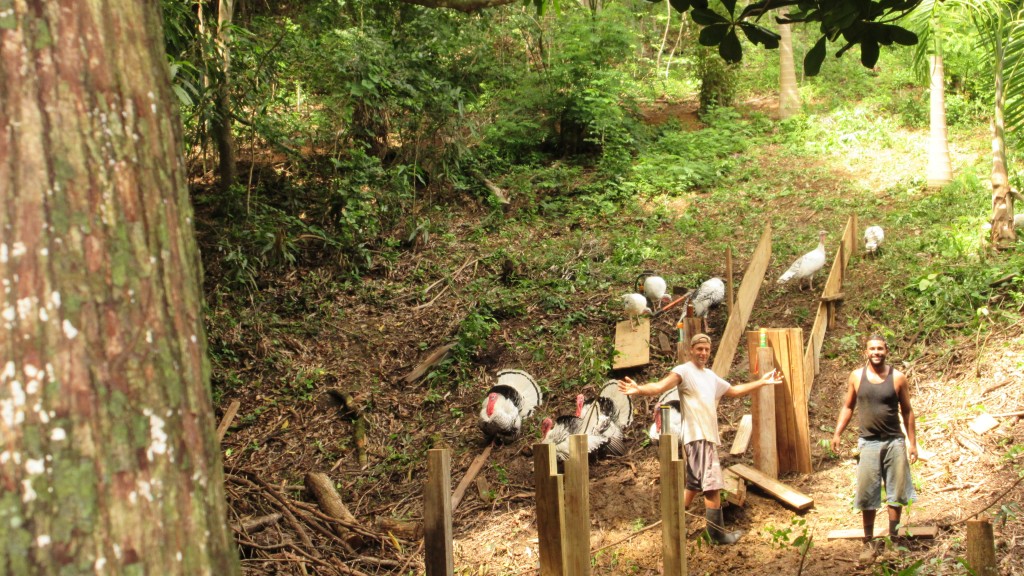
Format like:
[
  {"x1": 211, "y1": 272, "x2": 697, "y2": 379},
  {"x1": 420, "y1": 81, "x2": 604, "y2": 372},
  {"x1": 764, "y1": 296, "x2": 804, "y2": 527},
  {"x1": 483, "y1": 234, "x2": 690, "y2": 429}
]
[
  {"x1": 648, "y1": 388, "x2": 682, "y2": 442},
  {"x1": 478, "y1": 369, "x2": 542, "y2": 443}
]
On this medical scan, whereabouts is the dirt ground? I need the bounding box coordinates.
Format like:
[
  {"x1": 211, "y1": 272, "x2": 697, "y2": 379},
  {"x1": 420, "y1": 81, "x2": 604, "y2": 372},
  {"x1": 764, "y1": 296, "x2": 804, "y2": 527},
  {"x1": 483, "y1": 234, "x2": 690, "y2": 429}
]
[{"x1": 210, "y1": 102, "x2": 1024, "y2": 576}]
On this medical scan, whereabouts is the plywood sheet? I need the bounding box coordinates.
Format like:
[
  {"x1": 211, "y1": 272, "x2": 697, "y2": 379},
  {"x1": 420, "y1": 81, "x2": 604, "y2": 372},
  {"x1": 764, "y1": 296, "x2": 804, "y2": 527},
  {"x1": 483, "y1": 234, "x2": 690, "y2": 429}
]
[
  {"x1": 729, "y1": 414, "x2": 753, "y2": 455},
  {"x1": 613, "y1": 318, "x2": 650, "y2": 369}
]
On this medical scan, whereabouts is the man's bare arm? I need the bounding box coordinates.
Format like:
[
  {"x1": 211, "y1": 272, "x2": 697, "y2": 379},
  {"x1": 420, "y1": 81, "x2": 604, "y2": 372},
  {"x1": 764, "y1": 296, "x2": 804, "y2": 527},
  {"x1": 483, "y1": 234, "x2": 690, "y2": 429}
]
[
  {"x1": 617, "y1": 372, "x2": 681, "y2": 397},
  {"x1": 895, "y1": 370, "x2": 918, "y2": 463},
  {"x1": 830, "y1": 370, "x2": 860, "y2": 453}
]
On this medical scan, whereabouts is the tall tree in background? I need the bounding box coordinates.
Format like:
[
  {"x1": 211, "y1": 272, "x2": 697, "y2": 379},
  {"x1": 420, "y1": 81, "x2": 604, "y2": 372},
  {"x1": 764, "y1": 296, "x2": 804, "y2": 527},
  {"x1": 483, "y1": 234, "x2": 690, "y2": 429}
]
[
  {"x1": 211, "y1": 0, "x2": 237, "y2": 190},
  {"x1": 0, "y1": 2, "x2": 239, "y2": 574},
  {"x1": 908, "y1": 0, "x2": 955, "y2": 189},
  {"x1": 778, "y1": 20, "x2": 800, "y2": 118}
]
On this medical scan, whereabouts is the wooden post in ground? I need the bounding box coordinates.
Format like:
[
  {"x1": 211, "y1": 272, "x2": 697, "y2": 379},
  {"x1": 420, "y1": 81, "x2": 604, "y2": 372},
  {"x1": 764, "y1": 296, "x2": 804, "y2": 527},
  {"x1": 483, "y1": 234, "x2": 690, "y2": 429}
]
[
  {"x1": 746, "y1": 329, "x2": 811, "y2": 474},
  {"x1": 424, "y1": 449, "x2": 453, "y2": 576},
  {"x1": 659, "y1": 407, "x2": 687, "y2": 576},
  {"x1": 725, "y1": 245, "x2": 734, "y2": 321},
  {"x1": 564, "y1": 435, "x2": 591, "y2": 575},
  {"x1": 676, "y1": 311, "x2": 705, "y2": 364},
  {"x1": 966, "y1": 517, "x2": 998, "y2": 576},
  {"x1": 750, "y1": 343, "x2": 778, "y2": 478},
  {"x1": 534, "y1": 443, "x2": 566, "y2": 576}
]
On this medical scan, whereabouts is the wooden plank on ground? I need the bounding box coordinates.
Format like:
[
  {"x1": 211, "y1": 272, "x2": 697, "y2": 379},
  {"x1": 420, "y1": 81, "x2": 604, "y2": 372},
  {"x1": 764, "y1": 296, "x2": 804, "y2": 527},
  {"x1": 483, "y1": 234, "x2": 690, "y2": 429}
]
[
  {"x1": 730, "y1": 414, "x2": 753, "y2": 455},
  {"x1": 727, "y1": 464, "x2": 813, "y2": 511},
  {"x1": 969, "y1": 413, "x2": 1000, "y2": 435},
  {"x1": 722, "y1": 468, "x2": 746, "y2": 507},
  {"x1": 712, "y1": 223, "x2": 772, "y2": 378},
  {"x1": 403, "y1": 343, "x2": 456, "y2": 384},
  {"x1": 826, "y1": 526, "x2": 938, "y2": 540},
  {"x1": 613, "y1": 318, "x2": 650, "y2": 370}
]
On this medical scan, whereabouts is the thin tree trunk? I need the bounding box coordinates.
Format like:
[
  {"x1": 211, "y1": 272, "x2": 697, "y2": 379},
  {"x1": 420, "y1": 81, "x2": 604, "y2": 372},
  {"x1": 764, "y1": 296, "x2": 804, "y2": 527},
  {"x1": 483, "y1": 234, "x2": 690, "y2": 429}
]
[
  {"x1": 665, "y1": 18, "x2": 686, "y2": 79},
  {"x1": 990, "y1": 23, "x2": 1014, "y2": 248},
  {"x1": 213, "y1": 0, "x2": 237, "y2": 191},
  {"x1": 656, "y1": 1, "x2": 671, "y2": 73},
  {"x1": 0, "y1": 2, "x2": 239, "y2": 574},
  {"x1": 927, "y1": 54, "x2": 953, "y2": 189},
  {"x1": 779, "y1": 21, "x2": 800, "y2": 118}
]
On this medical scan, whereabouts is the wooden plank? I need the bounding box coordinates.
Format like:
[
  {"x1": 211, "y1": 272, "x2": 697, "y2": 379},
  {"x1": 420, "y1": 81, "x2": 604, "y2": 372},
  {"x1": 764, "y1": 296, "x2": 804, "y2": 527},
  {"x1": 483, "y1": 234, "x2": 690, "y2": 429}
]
[
  {"x1": 757, "y1": 345, "x2": 780, "y2": 476},
  {"x1": 451, "y1": 442, "x2": 493, "y2": 512},
  {"x1": 613, "y1": 318, "x2": 650, "y2": 369},
  {"x1": 712, "y1": 223, "x2": 772, "y2": 378},
  {"x1": 216, "y1": 400, "x2": 241, "y2": 442},
  {"x1": 403, "y1": 343, "x2": 455, "y2": 384},
  {"x1": 657, "y1": 332, "x2": 672, "y2": 355},
  {"x1": 730, "y1": 414, "x2": 753, "y2": 455},
  {"x1": 786, "y1": 328, "x2": 812, "y2": 473},
  {"x1": 826, "y1": 526, "x2": 938, "y2": 540},
  {"x1": 424, "y1": 449, "x2": 453, "y2": 576},
  {"x1": 726, "y1": 245, "x2": 734, "y2": 319},
  {"x1": 660, "y1": 434, "x2": 686, "y2": 576},
  {"x1": 534, "y1": 443, "x2": 565, "y2": 576},
  {"x1": 727, "y1": 464, "x2": 813, "y2": 511},
  {"x1": 969, "y1": 413, "x2": 1000, "y2": 435},
  {"x1": 564, "y1": 435, "x2": 591, "y2": 575},
  {"x1": 722, "y1": 468, "x2": 746, "y2": 507},
  {"x1": 676, "y1": 316, "x2": 704, "y2": 364}
]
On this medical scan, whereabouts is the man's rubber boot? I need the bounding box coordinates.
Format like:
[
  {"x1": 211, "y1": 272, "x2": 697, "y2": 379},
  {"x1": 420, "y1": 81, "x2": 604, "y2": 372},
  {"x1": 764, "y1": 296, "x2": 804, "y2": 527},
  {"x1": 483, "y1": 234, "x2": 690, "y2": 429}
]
[{"x1": 705, "y1": 507, "x2": 743, "y2": 545}]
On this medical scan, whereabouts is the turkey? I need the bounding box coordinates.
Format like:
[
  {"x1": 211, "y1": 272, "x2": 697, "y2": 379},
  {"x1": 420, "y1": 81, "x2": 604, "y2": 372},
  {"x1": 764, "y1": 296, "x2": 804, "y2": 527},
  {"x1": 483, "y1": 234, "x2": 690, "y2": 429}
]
[
  {"x1": 622, "y1": 293, "x2": 651, "y2": 330},
  {"x1": 578, "y1": 381, "x2": 634, "y2": 457},
  {"x1": 648, "y1": 388, "x2": 682, "y2": 442},
  {"x1": 478, "y1": 369, "x2": 542, "y2": 443},
  {"x1": 1014, "y1": 214, "x2": 1024, "y2": 229},
  {"x1": 777, "y1": 230, "x2": 827, "y2": 291},
  {"x1": 689, "y1": 277, "x2": 726, "y2": 318},
  {"x1": 640, "y1": 274, "x2": 671, "y2": 312},
  {"x1": 864, "y1": 225, "x2": 884, "y2": 257},
  {"x1": 540, "y1": 395, "x2": 590, "y2": 462}
]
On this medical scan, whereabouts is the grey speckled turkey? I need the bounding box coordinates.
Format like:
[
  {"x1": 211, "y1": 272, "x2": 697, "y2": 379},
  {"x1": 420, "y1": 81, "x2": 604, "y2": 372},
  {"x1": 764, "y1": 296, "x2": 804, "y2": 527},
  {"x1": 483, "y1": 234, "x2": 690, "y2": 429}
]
[
  {"x1": 689, "y1": 277, "x2": 725, "y2": 318},
  {"x1": 864, "y1": 225, "x2": 884, "y2": 256},
  {"x1": 777, "y1": 230, "x2": 827, "y2": 291}
]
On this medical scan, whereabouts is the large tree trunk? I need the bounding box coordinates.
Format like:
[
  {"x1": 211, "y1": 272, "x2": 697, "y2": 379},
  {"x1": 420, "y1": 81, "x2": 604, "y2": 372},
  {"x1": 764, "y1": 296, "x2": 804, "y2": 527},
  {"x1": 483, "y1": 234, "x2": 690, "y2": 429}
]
[
  {"x1": 990, "y1": 29, "x2": 1015, "y2": 248},
  {"x1": 0, "y1": 2, "x2": 239, "y2": 574},
  {"x1": 927, "y1": 54, "x2": 953, "y2": 189},
  {"x1": 778, "y1": 21, "x2": 800, "y2": 119},
  {"x1": 212, "y1": 0, "x2": 237, "y2": 191}
]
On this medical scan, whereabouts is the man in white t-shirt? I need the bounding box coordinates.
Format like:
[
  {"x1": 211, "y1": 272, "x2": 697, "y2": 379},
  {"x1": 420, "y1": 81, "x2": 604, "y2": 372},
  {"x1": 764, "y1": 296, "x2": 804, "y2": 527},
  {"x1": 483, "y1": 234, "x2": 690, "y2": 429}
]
[{"x1": 617, "y1": 333, "x2": 783, "y2": 544}]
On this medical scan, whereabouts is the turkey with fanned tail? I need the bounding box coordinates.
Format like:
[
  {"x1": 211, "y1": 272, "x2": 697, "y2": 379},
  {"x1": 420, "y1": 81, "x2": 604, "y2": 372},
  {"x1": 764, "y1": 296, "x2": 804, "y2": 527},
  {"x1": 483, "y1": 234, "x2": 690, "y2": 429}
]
[
  {"x1": 478, "y1": 369, "x2": 542, "y2": 443},
  {"x1": 648, "y1": 388, "x2": 682, "y2": 442}
]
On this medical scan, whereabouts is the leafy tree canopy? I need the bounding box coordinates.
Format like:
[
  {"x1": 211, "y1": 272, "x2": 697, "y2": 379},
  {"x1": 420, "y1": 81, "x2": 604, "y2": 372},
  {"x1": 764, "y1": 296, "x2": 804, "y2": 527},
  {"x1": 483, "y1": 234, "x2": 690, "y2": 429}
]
[{"x1": 398, "y1": 0, "x2": 922, "y2": 75}]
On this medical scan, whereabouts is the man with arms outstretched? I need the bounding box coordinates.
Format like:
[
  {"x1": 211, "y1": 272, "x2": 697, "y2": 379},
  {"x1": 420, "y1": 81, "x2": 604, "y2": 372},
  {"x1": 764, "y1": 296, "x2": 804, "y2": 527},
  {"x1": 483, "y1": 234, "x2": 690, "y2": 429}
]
[{"x1": 617, "y1": 333, "x2": 782, "y2": 544}]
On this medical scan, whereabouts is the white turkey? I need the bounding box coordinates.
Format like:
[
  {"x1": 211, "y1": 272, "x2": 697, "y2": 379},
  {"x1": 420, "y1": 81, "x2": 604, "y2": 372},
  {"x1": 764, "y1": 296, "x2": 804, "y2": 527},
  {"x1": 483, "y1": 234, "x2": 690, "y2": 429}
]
[
  {"x1": 478, "y1": 369, "x2": 542, "y2": 443},
  {"x1": 648, "y1": 388, "x2": 682, "y2": 442},
  {"x1": 578, "y1": 381, "x2": 634, "y2": 457},
  {"x1": 777, "y1": 230, "x2": 827, "y2": 291},
  {"x1": 864, "y1": 225, "x2": 884, "y2": 257},
  {"x1": 689, "y1": 277, "x2": 725, "y2": 318},
  {"x1": 622, "y1": 293, "x2": 651, "y2": 330},
  {"x1": 1014, "y1": 214, "x2": 1024, "y2": 229},
  {"x1": 641, "y1": 275, "x2": 671, "y2": 312}
]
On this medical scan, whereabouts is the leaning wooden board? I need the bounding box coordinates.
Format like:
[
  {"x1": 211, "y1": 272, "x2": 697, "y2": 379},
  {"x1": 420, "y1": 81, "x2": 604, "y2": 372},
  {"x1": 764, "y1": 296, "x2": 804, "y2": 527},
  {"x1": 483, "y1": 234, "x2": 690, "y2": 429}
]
[
  {"x1": 727, "y1": 464, "x2": 813, "y2": 511},
  {"x1": 613, "y1": 318, "x2": 650, "y2": 369}
]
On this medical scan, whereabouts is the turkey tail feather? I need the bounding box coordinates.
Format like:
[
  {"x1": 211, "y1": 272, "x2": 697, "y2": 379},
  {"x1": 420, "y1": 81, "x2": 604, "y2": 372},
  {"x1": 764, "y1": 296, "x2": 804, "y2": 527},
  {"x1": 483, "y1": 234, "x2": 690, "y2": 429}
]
[{"x1": 598, "y1": 381, "x2": 633, "y2": 428}]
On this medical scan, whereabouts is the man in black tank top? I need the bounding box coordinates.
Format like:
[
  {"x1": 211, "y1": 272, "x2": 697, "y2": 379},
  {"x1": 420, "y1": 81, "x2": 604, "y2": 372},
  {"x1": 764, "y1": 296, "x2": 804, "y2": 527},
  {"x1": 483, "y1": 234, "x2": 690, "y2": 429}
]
[{"x1": 830, "y1": 335, "x2": 918, "y2": 565}]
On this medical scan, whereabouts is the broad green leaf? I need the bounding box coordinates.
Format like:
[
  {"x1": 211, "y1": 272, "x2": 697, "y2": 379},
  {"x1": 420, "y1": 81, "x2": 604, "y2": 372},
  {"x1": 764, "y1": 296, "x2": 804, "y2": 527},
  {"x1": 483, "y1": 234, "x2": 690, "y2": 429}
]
[
  {"x1": 805, "y1": 35, "x2": 827, "y2": 76},
  {"x1": 668, "y1": 0, "x2": 692, "y2": 12},
  {"x1": 691, "y1": 7, "x2": 727, "y2": 25},
  {"x1": 721, "y1": 0, "x2": 737, "y2": 17},
  {"x1": 699, "y1": 23, "x2": 729, "y2": 46},
  {"x1": 886, "y1": 24, "x2": 919, "y2": 45},
  {"x1": 739, "y1": 22, "x2": 781, "y2": 48},
  {"x1": 719, "y1": 27, "x2": 742, "y2": 62},
  {"x1": 861, "y1": 37, "x2": 880, "y2": 67}
]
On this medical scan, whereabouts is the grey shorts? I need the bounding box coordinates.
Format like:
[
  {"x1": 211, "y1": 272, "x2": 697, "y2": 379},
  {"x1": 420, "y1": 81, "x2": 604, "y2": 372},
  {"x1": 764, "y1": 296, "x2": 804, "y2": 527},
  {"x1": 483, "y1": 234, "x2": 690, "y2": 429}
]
[
  {"x1": 855, "y1": 436, "x2": 916, "y2": 510},
  {"x1": 683, "y1": 439, "x2": 724, "y2": 493}
]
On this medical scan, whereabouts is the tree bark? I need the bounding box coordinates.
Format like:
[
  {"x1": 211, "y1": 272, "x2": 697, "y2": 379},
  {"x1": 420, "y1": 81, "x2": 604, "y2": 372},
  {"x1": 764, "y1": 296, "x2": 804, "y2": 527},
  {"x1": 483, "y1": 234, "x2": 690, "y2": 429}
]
[
  {"x1": 0, "y1": 2, "x2": 239, "y2": 574},
  {"x1": 989, "y1": 24, "x2": 1014, "y2": 248},
  {"x1": 927, "y1": 54, "x2": 953, "y2": 189},
  {"x1": 778, "y1": 21, "x2": 800, "y2": 119},
  {"x1": 213, "y1": 0, "x2": 237, "y2": 191}
]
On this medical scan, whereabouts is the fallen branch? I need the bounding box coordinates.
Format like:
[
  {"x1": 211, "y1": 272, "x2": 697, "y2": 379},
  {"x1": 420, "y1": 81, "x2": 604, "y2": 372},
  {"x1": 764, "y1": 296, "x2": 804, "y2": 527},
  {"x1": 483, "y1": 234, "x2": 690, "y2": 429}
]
[
  {"x1": 305, "y1": 472, "x2": 363, "y2": 547},
  {"x1": 451, "y1": 442, "x2": 494, "y2": 512},
  {"x1": 232, "y1": 512, "x2": 282, "y2": 534},
  {"x1": 948, "y1": 472, "x2": 1024, "y2": 527},
  {"x1": 216, "y1": 400, "x2": 241, "y2": 442}
]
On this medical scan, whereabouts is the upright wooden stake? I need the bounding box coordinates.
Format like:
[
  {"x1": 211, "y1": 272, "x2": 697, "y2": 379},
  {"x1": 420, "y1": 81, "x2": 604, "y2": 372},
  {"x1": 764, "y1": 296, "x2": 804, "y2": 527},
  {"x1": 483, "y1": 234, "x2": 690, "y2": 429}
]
[
  {"x1": 659, "y1": 414, "x2": 687, "y2": 576},
  {"x1": 564, "y1": 435, "x2": 591, "y2": 575},
  {"x1": 534, "y1": 443, "x2": 566, "y2": 576},
  {"x1": 726, "y1": 245, "x2": 735, "y2": 319},
  {"x1": 676, "y1": 313, "x2": 705, "y2": 364},
  {"x1": 966, "y1": 517, "x2": 998, "y2": 576},
  {"x1": 753, "y1": 346, "x2": 778, "y2": 478},
  {"x1": 424, "y1": 449, "x2": 453, "y2": 576}
]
